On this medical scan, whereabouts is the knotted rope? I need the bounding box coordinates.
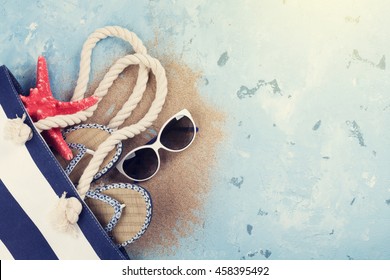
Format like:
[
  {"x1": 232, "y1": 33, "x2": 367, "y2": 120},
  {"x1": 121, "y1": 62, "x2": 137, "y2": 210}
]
[{"x1": 4, "y1": 113, "x2": 33, "y2": 144}]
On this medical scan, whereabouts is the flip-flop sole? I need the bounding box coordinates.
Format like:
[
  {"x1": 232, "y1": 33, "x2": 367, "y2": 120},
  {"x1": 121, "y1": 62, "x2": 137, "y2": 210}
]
[
  {"x1": 57, "y1": 123, "x2": 122, "y2": 183},
  {"x1": 86, "y1": 183, "x2": 152, "y2": 247}
]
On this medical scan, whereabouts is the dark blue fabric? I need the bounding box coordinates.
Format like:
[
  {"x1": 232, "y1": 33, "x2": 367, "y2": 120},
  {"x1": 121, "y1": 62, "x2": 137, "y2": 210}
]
[
  {"x1": 0, "y1": 180, "x2": 59, "y2": 260},
  {"x1": 0, "y1": 65, "x2": 128, "y2": 260}
]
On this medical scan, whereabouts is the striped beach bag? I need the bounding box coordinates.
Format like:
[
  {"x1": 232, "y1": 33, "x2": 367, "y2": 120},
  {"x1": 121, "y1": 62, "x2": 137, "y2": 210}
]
[{"x1": 0, "y1": 65, "x2": 128, "y2": 260}]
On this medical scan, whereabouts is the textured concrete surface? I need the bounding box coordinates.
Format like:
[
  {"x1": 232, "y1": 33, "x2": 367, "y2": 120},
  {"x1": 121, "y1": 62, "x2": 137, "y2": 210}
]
[{"x1": 1, "y1": 0, "x2": 390, "y2": 259}]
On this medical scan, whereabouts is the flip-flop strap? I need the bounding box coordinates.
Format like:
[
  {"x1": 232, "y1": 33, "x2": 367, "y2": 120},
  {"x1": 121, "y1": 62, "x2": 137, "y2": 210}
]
[
  {"x1": 64, "y1": 143, "x2": 87, "y2": 176},
  {"x1": 92, "y1": 183, "x2": 153, "y2": 247},
  {"x1": 62, "y1": 123, "x2": 123, "y2": 182},
  {"x1": 85, "y1": 190, "x2": 124, "y2": 233}
]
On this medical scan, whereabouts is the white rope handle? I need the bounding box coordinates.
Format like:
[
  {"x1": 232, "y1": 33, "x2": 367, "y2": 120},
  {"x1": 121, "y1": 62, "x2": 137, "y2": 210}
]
[
  {"x1": 34, "y1": 26, "x2": 151, "y2": 132},
  {"x1": 30, "y1": 26, "x2": 168, "y2": 200},
  {"x1": 73, "y1": 25, "x2": 148, "y2": 101},
  {"x1": 77, "y1": 53, "x2": 167, "y2": 199},
  {"x1": 107, "y1": 62, "x2": 148, "y2": 129}
]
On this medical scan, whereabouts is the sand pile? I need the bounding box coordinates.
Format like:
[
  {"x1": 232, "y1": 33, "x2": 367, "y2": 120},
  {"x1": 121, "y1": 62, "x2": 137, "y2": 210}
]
[{"x1": 64, "y1": 52, "x2": 225, "y2": 258}]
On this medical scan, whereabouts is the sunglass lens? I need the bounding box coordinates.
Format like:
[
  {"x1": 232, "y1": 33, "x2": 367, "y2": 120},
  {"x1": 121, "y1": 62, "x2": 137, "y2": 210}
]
[
  {"x1": 122, "y1": 147, "x2": 158, "y2": 181},
  {"x1": 160, "y1": 114, "x2": 195, "y2": 150}
]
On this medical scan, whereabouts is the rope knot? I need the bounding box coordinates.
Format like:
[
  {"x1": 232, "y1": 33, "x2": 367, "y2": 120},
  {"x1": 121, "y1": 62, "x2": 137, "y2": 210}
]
[
  {"x1": 4, "y1": 113, "x2": 33, "y2": 144},
  {"x1": 52, "y1": 192, "x2": 82, "y2": 235}
]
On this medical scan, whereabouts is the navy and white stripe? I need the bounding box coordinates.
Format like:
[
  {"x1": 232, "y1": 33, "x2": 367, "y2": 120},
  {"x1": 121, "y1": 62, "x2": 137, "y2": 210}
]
[{"x1": 0, "y1": 65, "x2": 127, "y2": 260}]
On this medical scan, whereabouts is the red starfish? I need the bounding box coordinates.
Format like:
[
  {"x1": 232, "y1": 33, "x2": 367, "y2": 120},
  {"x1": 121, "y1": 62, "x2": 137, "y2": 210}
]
[{"x1": 20, "y1": 56, "x2": 98, "y2": 160}]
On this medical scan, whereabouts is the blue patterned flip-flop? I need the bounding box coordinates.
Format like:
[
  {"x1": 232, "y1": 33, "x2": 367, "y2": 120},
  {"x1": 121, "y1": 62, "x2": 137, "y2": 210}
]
[
  {"x1": 85, "y1": 183, "x2": 152, "y2": 247},
  {"x1": 60, "y1": 123, "x2": 122, "y2": 183}
]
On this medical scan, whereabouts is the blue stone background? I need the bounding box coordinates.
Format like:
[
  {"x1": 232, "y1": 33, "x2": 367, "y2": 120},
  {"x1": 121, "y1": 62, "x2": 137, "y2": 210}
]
[{"x1": 1, "y1": 0, "x2": 390, "y2": 259}]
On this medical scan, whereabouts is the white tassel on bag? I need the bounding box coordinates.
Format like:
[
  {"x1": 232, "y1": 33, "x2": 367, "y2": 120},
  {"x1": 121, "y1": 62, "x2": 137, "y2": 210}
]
[
  {"x1": 52, "y1": 192, "x2": 82, "y2": 236},
  {"x1": 4, "y1": 114, "x2": 33, "y2": 144}
]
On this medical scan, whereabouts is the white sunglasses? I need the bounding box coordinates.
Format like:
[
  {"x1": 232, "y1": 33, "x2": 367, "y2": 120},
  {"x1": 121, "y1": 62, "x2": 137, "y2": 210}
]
[{"x1": 116, "y1": 109, "x2": 197, "y2": 181}]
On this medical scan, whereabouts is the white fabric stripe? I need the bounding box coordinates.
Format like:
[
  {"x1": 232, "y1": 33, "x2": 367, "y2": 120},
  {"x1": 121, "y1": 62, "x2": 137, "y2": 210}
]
[
  {"x1": 0, "y1": 107, "x2": 100, "y2": 260},
  {"x1": 0, "y1": 239, "x2": 15, "y2": 260}
]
